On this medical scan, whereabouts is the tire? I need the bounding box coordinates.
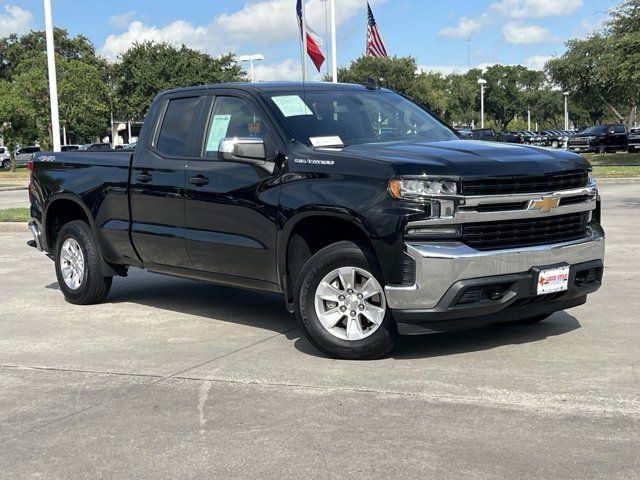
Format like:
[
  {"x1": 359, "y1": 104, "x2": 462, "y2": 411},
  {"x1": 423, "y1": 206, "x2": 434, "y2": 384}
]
[
  {"x1": 504, "y1": 314, "x2": 550, "y2": 326},
  {"x1": 1, "y1": 160, "x2": 9, "y2": 170},
  {"x1": 54, "y1": 220, "x2": 112, "y2": 305},
  {"x1": 598, "y1": 146, "x2": 606, "y2": 154},
  {"x1": 629, "y1": 147, "x2": 636, "y2": 153},
  {"x1": 294, "y1": 241, "x2": 397, "y2": 359},
  {"x1": 551, "y1": 140, "x2": 559, "y2": 148}
]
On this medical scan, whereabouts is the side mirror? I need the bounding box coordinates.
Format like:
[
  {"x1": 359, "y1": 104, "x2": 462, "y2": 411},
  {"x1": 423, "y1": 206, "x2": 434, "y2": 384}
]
[
  {"x1": 218, "y1": 137, "x2": 274, "y2": 173},
  {"x1": 607, "y1": 128, "x2": 615, "y2": 135}
]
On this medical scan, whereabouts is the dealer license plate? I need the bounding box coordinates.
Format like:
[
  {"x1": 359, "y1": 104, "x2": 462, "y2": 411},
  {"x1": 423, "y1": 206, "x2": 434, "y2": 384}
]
[{"x1": 536, "y1": 266, "x2": 570, "y2": 295}]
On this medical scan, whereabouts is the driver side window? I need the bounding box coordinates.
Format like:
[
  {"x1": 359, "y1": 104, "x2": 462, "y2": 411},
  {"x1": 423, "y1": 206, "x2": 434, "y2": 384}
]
[{"x1": 204, "y1": 96, "x2": 275, "y2": 159}]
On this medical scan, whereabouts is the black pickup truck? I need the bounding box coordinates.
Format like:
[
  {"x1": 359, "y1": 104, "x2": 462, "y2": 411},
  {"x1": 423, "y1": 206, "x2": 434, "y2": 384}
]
[{"x1": 28, "y1": 82, "x2": 605, "y2": 359}]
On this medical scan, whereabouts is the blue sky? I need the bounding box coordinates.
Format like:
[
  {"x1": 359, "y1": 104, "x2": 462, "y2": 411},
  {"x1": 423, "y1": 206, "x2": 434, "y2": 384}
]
[{"x1": 0, "y1": 0, "x2": 615, "y2": 80}]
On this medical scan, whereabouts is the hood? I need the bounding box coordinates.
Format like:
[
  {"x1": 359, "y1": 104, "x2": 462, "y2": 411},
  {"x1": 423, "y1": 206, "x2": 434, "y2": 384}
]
[{"x1": 341, "y1": 139, "x2": 589, "y2": 177}]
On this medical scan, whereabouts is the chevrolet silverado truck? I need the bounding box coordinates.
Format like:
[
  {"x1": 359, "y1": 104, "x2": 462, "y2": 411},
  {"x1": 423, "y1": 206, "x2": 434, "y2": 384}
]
[{"x1": 28, "y1": 82, "x2": 605, "y2": 359}]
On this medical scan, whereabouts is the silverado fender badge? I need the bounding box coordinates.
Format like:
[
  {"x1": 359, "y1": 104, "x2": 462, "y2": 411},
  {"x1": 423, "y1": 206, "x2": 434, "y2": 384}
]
[
  {"x1": 528, "y1": 195, "x2": 561, "y2": 213},
  {"x1": 293, "y1": 158, "x2": 335, "y2": 165}
]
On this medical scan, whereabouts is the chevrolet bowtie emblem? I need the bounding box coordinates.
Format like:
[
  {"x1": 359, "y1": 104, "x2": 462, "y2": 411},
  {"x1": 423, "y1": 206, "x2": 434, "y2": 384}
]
[{"x1": 528, "y1": 196, "x2": 561, "y2": 213}]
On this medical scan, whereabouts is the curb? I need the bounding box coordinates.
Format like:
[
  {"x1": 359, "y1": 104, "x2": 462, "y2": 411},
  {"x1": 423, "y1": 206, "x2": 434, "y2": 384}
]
[
  {"x1": 595, "y1": 177, "x2": 640, "y2": 184},
  {"x1": 0, "y1": 222, "x2": 28, "y2": 233},
  {"x1": 0, "y1": 186, "x2": 28, "y2": 192}
]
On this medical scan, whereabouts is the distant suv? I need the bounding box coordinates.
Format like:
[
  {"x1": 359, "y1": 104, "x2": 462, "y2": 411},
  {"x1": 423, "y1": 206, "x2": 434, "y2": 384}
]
[
  {"x1": 628, "y1": 127, "x2": 639, "y2": 153},
  {"x1": 14, "y1": 146, "x2": 41, "y2": 167},
  {"x1": 79, "y1": 143, "x2": 111, "y2": 151},
  {"x1": 0, "y1": 146, "x2": 10, "y2": 170},
  {"x1": 568, "y1": 124, "x2": 628, "y2": 153}
]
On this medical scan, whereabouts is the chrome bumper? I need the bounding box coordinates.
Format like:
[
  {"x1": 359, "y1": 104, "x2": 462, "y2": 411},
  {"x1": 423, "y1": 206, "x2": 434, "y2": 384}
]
[{"x1": 384, "y1": 224, "x2": 605, "y2": 310}]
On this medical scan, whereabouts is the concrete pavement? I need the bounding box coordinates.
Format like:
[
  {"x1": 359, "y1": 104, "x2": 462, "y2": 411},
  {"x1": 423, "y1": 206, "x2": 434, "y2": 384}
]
[
  {"x1": 0, "y1": 183, "x2": 638, "y2": 479},
  {"x1": 0, "y1": 189, "x2": 29, "y2": 209}
]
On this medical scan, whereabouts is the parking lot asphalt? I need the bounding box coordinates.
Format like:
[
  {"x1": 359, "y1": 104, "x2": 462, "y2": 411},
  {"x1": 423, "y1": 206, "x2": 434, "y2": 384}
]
[
  {"x1": 0, "y1": 189, "x2": 29, "y2": 209},
  {"x1": 0, "y1": 183, "x2": 639, "y2": 479}
]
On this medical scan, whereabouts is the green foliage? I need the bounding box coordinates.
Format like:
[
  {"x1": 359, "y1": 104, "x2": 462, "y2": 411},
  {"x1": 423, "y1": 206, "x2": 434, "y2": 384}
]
[{"x1": 115, "y1": 42, "x2": 245, "y2": 120}]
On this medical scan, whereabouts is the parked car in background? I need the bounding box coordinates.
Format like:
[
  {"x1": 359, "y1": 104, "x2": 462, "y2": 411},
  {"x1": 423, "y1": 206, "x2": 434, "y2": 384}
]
[
  {"x1": 538, "y1": 131, "x2": 564, "y2": 148},
  {"x1": 456, "y1": 129, "x2": 473, "y2": 139},
  {"x1": 121, "y1": 142, "x2": 137, "y2": 151},
  {"x1": 61, "y1": 145, "x2": 81, "y2": 152},
  {"x1": 0, "y1": 146, "x2": 10, "y2": 170},
  {"x1": 14, "y1": 146, "x2": 41, "y2": 167},
  {"x1": 79, "y1": 143, "x2": 112, "y2": 151},
  {"x1": 472, "y1": 128, "x2": 519, "y2": 143},
  {"x1": 568, "y1": 124, "x2": 628, "y2": 153},
  {"x1": 628, "y1": 127, "x2": 640, "y2": 153}
]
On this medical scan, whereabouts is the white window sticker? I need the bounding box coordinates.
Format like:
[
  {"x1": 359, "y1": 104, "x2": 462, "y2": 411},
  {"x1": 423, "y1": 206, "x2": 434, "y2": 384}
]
[
  {"x1": 271, "y1": 95, "x2": 313, "y2": 117},
  {"x1": 206, "y1": 114, "x2": 232, "y2": 151},
  {"x1": 309, "y1": 136, "x2": 344, "y2": 148}
]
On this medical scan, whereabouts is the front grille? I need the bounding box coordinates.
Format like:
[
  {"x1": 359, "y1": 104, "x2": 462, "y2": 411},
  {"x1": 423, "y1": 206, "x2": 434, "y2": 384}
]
[
  {"x1": 461, "y1": 212, "x2": 589, "y2": 250},
  {"x1": 462, "y1": 170, "x2": 589, "y2": 196}
]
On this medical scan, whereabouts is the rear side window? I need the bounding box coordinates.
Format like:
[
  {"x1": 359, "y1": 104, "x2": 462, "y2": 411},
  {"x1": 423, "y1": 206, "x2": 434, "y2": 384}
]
[
  {"x1": 155, "y1": 96, "x2": 204, "y2": 157},
  {"x1": 613, "y1": 125, "x2": 626, "y2": 133}
]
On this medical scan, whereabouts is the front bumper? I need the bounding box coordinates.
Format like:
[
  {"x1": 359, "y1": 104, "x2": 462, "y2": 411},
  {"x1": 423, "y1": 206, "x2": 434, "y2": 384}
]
[{"x1": 385, "y1": 223, "x2": 605, "y2": 331}]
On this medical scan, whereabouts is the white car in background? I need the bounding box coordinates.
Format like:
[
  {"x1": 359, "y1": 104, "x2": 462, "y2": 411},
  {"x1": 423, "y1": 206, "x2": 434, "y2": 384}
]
[
  {"x1": 0, "y1": 146, "x2": 10, "y2": 170},
  {"x1": 14, "y1": 146, "x2": 41, "y2": 167}
]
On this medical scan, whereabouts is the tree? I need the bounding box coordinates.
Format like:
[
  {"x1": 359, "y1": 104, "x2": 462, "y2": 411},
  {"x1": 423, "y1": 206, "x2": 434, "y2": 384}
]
[
  {"x1": 334, "y1": 56, "x2": 418, "y2": 97},
  {"x1": 546, "y1": 0, "x2": 640, "y2": 126},
  {"x1": 115, "y1": 42, "x2": 244, "y2": 120},
  {"x1": 482, "y1": 65, "x2": 543, "y2": 131},
  {"x1": 0, "y1": 28, "x2": 100, "y2": 82}
]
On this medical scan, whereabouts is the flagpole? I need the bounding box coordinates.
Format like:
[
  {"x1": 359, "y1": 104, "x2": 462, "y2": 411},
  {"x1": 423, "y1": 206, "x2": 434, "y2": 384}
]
[
  {"x1": 43, "y1": 0, "x2": 61, "y2": 152},
  {"x1": 330, "y1": 0, "x2": 337, "y2": 83},
  {"x1": 301, "y1": 0, "x2": 308, "y2": 81}
]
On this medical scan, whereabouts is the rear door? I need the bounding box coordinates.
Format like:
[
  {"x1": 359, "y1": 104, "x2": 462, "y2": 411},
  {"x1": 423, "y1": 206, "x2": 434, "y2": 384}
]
[
  {"x1": 183, "y1": 92, "x2": 282, "y2": 283},
  {"x1": 611, "y1": 125, "x2": 628, "y2": 150},
  {"x1": 130, "y1": 93, "x2": 206, "y2": 268}
]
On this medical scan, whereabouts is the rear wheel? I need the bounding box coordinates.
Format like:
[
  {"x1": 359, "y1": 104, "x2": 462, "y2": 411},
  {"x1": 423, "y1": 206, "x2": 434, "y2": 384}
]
[
  {"x1": 295, "y1": 241, "x2": 396, "y2": 359},
  {"x1": 55, "y1": 220, "x2": 112, "y2": 305},
  {"x1": 598, "y1": 146, "x2": 606, "y2": 154}
]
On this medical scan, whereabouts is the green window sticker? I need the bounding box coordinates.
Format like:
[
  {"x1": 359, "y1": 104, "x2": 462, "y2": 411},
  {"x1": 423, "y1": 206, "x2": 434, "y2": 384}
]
[
  {"x1": 206, "y1": 114, "x2": 232, "y2": 152},
  {"x1": 271, "y1": 95, "x2": 313, "y2": 117}
]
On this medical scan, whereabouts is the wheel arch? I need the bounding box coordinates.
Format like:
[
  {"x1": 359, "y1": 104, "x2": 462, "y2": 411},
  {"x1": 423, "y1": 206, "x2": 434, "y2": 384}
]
[
  {"x1": 278, "y1": 210, "x2": 379, "y2": 310},
  {"x1": 43, "y1": 194, "x2": 97, "y2": 252}
]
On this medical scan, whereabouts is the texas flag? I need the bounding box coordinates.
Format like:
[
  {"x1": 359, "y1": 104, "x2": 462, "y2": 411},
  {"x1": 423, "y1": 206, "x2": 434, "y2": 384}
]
[{"x1": 296, "y1": 0, "x2": 326, "y2": 71}]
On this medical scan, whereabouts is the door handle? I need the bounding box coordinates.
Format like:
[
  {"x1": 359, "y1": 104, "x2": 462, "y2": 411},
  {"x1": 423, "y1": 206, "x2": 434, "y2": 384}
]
[
  {"x1": 189, "y1": 175, "x2": 209, "y2": 186},
  {"x1": 135, "y1": 173, "x2": 153, "y2": 183}
]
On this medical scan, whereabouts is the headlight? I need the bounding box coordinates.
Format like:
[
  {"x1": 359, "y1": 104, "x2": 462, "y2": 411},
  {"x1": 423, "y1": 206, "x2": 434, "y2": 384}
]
[{"x1": 388, "y1": 178, "x2": 457, "y2": 200}]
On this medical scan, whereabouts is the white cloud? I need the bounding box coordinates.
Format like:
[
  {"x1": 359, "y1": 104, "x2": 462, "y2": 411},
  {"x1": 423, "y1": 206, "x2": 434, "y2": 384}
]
[
  {"x1": 417, "y1": 62, "x2": 497, "y2": 75},
  {"x1": 100, "y1": 0, "x2": 378, "y2": 59},
  {"x1": 502, "y1": 20, "x2": 554, "y2": 44},
  {"x1": 523, "y1": 54, "x2": 553, "y2": 70},
  {"x1": 109, "y1": 11, "x2": 138, "y2": 29},
  {"x1": 490, "y1": 0, "x2": 583, "y2": 19},
  {"x1": 0, "y1": 5, "x2": 32, "y2": 37},
  {"x1": 253, "y1": 59, "x2": 304, "y2": 81},
  {"x1": 438, "y1": 14, "x2": 490, "y2": 39}
]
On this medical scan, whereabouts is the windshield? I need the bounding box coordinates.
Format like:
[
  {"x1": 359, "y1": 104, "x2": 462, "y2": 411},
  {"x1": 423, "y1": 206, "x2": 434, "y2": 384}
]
[
  {"x1": 581, "y1": 125, "x2": 607, "y2": 135},
  {"x1": 263, "y1": 90, "x2": 456, "y2": 146}
]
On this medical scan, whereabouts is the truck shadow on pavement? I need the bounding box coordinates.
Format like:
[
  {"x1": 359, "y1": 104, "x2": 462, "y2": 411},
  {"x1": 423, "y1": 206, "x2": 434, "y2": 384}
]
[{"x1": 53, "y1": 270, "x2": 582, "y2": 360}]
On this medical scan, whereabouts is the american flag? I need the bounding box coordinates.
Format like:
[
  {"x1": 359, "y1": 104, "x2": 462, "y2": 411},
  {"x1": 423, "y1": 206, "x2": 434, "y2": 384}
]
[{"x1": 366, "y1": 2, "x2": 388, "y2": 58}]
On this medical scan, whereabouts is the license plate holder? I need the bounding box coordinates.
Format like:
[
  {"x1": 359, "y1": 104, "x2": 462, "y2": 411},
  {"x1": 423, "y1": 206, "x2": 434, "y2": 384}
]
[{"x1": 536, "y1": 265, "x2": 570, "y2": 295}]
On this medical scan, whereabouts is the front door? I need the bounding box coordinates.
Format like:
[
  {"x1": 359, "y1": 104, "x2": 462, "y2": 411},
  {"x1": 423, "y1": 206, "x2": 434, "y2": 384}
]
[
  {"x1": 130, "y1": 94, "x2": 206, "y2": 268},
  {"x1": 184, "y1": 94, "x2": 282, "y2": 283}
]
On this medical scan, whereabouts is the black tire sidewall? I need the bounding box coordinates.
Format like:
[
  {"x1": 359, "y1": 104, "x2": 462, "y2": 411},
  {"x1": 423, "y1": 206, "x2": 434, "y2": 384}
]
[
  {"x1": 54, "y1": 220, "x2": 111, "y2": 304},
  {"x1": 295, "y1": 241, "x2": 396, "y2": 359}
]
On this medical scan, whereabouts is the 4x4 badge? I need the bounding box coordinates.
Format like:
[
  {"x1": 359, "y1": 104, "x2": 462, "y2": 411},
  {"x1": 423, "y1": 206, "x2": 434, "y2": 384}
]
[{"x1": 528, "y1": 196, "x2": 561, "y2": 213}]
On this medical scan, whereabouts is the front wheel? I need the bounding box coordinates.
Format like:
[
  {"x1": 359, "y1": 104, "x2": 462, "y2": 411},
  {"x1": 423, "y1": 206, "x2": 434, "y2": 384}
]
[
  {"x1": 55, "y1": 220, "x2": 112, "y2": 305},
  {"x1": 1, "y1": 160, "x2": 10, "y2": 170},
  {"x1": 295, "y1": 241, "x2": 396, "y2": 359}
]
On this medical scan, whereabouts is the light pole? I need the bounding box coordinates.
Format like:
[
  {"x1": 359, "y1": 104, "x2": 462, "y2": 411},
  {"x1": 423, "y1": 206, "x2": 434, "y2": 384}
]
[
  {"x1": 43, "y1": 0, "x2": 61, "y2": 152},
  {"x1": 527, "y1": 108, "x2": 531, "y2": 131},
  {"x1": 478, "y1": 78, "x2": 487, "y2": 128},
  {"x1": 563, "y1": 92, "x2": 570, "y2": 130},
  {"x1": 239, "y1": 54, "x2": 264, "y2": 83}
]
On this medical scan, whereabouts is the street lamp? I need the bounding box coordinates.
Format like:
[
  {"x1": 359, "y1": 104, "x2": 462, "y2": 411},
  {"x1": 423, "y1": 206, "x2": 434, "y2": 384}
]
[
  {"x1": 239, "y1": 54, "x2": 264, "y2": 83},
  {"x1": 563, "y1": 92, "x2": 570, "y2": 130},
  {"x1": 478, "y1": 78, "x2": 487, "y2": 128}
]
